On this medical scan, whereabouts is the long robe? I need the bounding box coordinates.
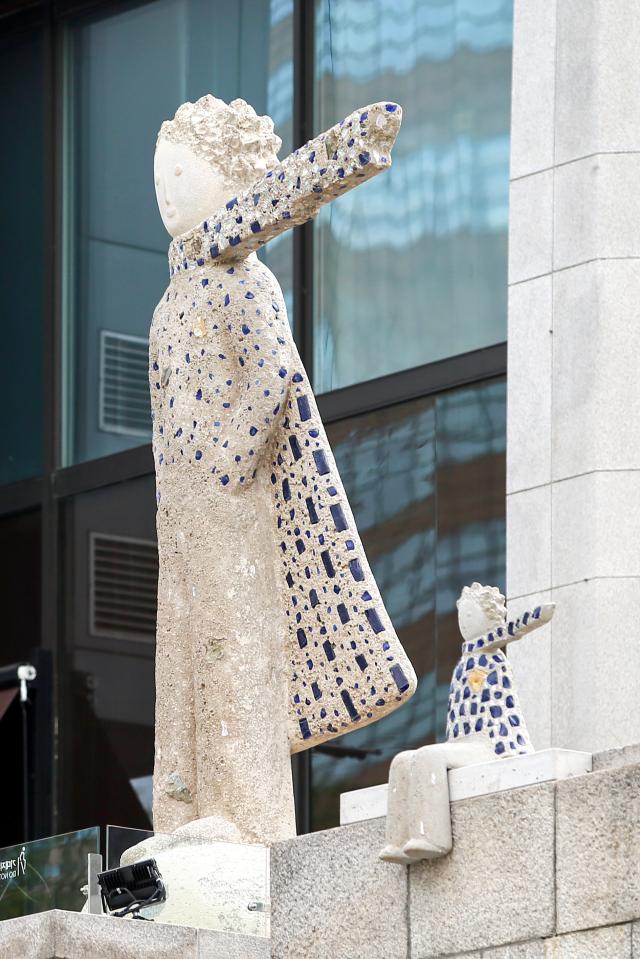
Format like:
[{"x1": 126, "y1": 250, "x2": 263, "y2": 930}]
[{"x1": 150, "y1": 102, "x2": 417, "y2": 841}]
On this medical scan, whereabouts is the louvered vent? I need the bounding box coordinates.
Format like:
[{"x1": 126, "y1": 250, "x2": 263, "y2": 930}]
[
  {"x1": 90, "y1": 533, "x2": 158, "y2": 641},
  {"x1": 99, "y1": 330, "x2": 151, "y2": 437}
]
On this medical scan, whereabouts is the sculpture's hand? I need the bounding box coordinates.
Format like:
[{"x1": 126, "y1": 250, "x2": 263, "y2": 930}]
[{"x1": 506, "y1": 603, "x2": 555, "y2": 640}]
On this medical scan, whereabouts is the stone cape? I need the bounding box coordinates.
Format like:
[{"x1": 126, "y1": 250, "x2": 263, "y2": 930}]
[{"x1": 152, "y1": 102, "x2": 417, "y2": 757}]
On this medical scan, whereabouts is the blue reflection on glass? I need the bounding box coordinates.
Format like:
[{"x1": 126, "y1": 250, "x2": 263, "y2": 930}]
[
  {"x1": 311, "y1": 378, "x2": 506, "y2": 830},
  {"x1": 313, "y1": 0, "x2": 513, "y2": 392}
]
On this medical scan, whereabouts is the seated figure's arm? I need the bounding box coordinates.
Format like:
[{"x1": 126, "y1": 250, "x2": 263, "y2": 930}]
[
  {"x1": 170, "y1": 101, "x2": 402, "y2": 270},
  {"x1": 466, "y1": 604, "x2": 555, "y2": 654}
]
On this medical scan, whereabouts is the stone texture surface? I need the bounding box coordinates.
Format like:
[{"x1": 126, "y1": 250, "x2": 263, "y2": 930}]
[
  {"x1": 270, "y1": 817, "x2": 408, "y2": 959},
  {"x1": 510, "y1": 0, "x2": 556, "y2": 179},
  {"x1": 409, "y1": 783, "x2": 555, "y2": 957},
  {"x1": 0, "y1": 911, "x2": 53, "y2": 959},
  {"x1": 555, "y1": 0, "x2": 640, "y2": 164},
  {"x1": 594, "y1": 742, "x2": 640, "y2": 772},
  {"x1": 508, "y1": 170, "x2": 553, "y2": 284},
  {"x1": 484, "y1": 943, "x2": 545, "y2": 958},
  {"x1": 552, "y1": 260, "x2": 640, "y2": 479},
  {"x1": 52, "y1": 910, "x2": 198, "y2": 959},
  {"x1": 506, "y1": 486, "x2": 551, "y2": 597},
  {"x1": 553, "y1": 154, "x2": 640, "y2": 271},
  {"x1": 552, "y1": 472, "x2": 640, "y2": 585},
  {"x1": 506, "y1": 276, "x2": 552, "y2": 495},
  {"x1": 551, "y1": 924, "x2": 632, "y2": 958},
  {"x1": 0, "y1": 910, "x2": 271, "y2": 959},
  {"x1": 197, "y1": 928, "x2": 269, "y2": 959},
  {"x1": 557, "y1": 764, "x2": 640, "y2": 933},
  {"x1": 550, "y1": 579, "x2": 640, "y2": 753},
  {"x1": 509, "y1": 0, "x2": 640, "y2": 764}
]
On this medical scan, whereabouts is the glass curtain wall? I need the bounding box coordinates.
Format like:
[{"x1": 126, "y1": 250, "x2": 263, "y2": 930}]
[
  {"x1": 63, "y1": 0, "x2": 294, "y2": 465},
  {"x1": 0, "y1": 0, "x2": 510, "y2": 839},
  {"x1": 61, "y1": 476, "x2": 158, "y2": 832},
  {"x1": 0, "y1": 27, "x2": 44, "y2": 484},
  {"x1": 311, "y1": 377, "x2": 505, "y2": 829},
  {"x1": 313, "y1": 0, "x2": 513, "y2": 392}
]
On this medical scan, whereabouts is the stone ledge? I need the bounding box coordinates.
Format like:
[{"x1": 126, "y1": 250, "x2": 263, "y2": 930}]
[
  {"x1": 6, "y1": 759, "x2": 640, "y2": 958},
  {"x1": 556, "y1": 763, "x2": 640, "y2": 935},
  {"x1": 340, "y1": 749, "x2": 592, "y2": 825},
  {"x1": 0, "y1": 909, "x2": 268, "y2": 959},
  {"x1": 450, "y1": 921, "x2": 633, "y2": 957},
  {"x1": 270, "y1": 817, "x2": 408, "y2": 959},
  {"x1": 409, "y1": 782, "x2": 556, "y2": 958}
]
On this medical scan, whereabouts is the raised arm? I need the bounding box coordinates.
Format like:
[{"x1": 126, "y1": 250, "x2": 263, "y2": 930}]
[
  {"x1": 466, "y1": 604, "x2": 555, "y2": 654},
  {"x1": 169, "y1": 101, "x2": 402, "y2": 271}
]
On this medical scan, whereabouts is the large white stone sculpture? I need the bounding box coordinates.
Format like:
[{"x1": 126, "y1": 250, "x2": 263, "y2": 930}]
[
  {"x1": 150, "y1": 95, "x2": 417, "y2": 846},
  {"x1": 380, "y1": 583, "x2": 554, "y2": 863}
]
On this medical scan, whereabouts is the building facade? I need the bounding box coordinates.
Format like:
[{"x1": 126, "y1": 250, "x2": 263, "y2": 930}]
[{"x1": 0, "y1": 0, "x2": 511, "y2": 846}]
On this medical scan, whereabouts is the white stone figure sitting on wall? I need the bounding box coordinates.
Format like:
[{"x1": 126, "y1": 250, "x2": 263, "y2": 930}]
[{"x1": 380, "y1": 583, "x2": 554, "y2": 863}]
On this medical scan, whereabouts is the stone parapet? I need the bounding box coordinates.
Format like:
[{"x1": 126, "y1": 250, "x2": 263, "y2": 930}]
[
  {"x1": 271, "y1": 760, "x2": 640, "y2": 959},
  {"x1": 5, "y1": 758, "x2": 640, "y2": 958},
  {"x1": 0, "y1": 909, "x2": 268, "y2": 959}
]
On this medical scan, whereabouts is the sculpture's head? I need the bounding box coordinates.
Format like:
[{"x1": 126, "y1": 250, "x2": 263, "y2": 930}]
[
  {"x1": 155, "y1": 94, "x2": 281, "y2": 238},
  {"x1": 456, "y1": 582, "x2": 506, "y2": 642}
]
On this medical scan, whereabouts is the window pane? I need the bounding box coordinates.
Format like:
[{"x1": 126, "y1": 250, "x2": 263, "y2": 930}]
[
  {"x1": 310, "y1": 377, "x2": 505, "y2": 830},
  {"x1": 63, "y1": 0, "x2": 293, "y2": 465},
  {"x1": 0, "y1": 28, "x2": 43, "y2": 484},
  {"x1": 313, "y1": 0, "x2": 512, "y2": 392},
  {"x1": 0, "y1": 510, "x2": 41, "y2": 667},
  {"x1": 61, "y1": 477, "x2": 157, "y2": 832}
]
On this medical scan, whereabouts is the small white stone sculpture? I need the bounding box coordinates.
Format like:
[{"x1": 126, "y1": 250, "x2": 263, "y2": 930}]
[
  {"x1": 380, "y1": 583, "x2": 554, "y2": 863},
  {"x1": 150, "y1": 96, "x2": 417, "y2": 846}
]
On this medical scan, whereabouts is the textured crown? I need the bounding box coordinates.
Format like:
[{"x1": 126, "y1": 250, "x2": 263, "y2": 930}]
[{"x1": 157, "y1": 94, "x2": 282, "y2": 188}]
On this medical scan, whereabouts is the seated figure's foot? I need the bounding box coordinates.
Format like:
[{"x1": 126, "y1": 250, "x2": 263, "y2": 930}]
[
  {"x1": 402, "y1": 837, "x2": 450, "y2": 861},
  {"x1": 379, "y1": 843, "x2": 412, "y2": 865}
]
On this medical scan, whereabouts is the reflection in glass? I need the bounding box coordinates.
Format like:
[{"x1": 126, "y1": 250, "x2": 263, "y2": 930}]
[
  {"x1": 0, "y1": 828, "x2": 99, "y2": 920},
  {"x1": 0, "y1": 28, "x2": 43, "y2": 484},
  {"x1": 63, "y1": 0, "x2": 293, "y2": 465},
  {"x1": 62, "y1": 477, "x2": 158, "y2": 833},
  {"x1": 313, "y1": 0, "x2": 513, "y2": 392},
  {"x1": 311, "y1": 377, "x2": 505, "y2": 829}
]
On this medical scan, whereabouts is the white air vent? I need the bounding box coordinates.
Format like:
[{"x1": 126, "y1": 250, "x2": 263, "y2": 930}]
[
  {"x1": 99, "y1": 330, "x2": 151, "y2": 437},
  {"x1": 90, "y1": 532, "x2": 158, "y2": 641}
]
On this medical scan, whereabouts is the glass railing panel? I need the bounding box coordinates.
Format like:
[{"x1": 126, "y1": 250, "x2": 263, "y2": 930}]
[{"x1": 0, "y1": 827, "x2": 99, "y2": 921}]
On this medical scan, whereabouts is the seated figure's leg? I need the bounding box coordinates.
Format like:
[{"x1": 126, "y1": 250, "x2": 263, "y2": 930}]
[
  {"x1": 403, "y1": 740, "x2": 497, "y2": 860},
  {"x1": 403, "y1": 744, "x2": 454, "y2": 859},
  {"x1": 380, "y1": 750, "x2": 414, "y2": 863}
]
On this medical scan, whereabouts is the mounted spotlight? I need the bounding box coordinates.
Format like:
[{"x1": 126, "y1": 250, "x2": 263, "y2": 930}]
[{"x1": 97, "y1": 858, "x2": 166, "y2": 919}]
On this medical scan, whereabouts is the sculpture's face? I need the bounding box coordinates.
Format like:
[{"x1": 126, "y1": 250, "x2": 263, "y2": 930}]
[
  {"x1": 154, "y1": 139, "x2": 232, "y2": 238},
  {"x1": 457, "y1": 594, "x2": 504, "y2": 642}
]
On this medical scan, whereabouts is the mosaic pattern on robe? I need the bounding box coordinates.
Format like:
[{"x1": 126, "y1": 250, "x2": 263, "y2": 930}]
[
  {"x1": 444, "y1": 609, "x2": 549, "y2": 757},
  {"x1": 155, "y1": 102, "x2": 417, "y2": 752}
]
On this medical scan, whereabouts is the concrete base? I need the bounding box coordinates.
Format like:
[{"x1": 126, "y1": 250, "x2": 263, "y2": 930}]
[
  {"x1": 6, "y1": 748, "x2": 640, "y2": 958},
  {"x1": 340, "y1": 748, "x2": 592, "y2": 825},
  {"x1": 120, "y1": 824, "x2": 269, "y2": 936},
  {"x1": 0, "y1": 909, "x2": 268, "y2": 959}
]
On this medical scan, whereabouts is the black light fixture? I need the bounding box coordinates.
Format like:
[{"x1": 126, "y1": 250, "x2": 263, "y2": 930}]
[{"x1": 97, "y1": 858, "x2": 166, "y2": 919}]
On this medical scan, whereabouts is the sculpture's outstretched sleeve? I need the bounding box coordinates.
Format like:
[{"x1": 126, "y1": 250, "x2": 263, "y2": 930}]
[{"x1": 168, "y1": 102, "x2": 402, "y2": 271}]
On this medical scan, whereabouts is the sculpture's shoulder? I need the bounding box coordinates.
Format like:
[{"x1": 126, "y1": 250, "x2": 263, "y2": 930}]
[{"x1": 243, "y1": 257, "x2": 287, "y2": 307}]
